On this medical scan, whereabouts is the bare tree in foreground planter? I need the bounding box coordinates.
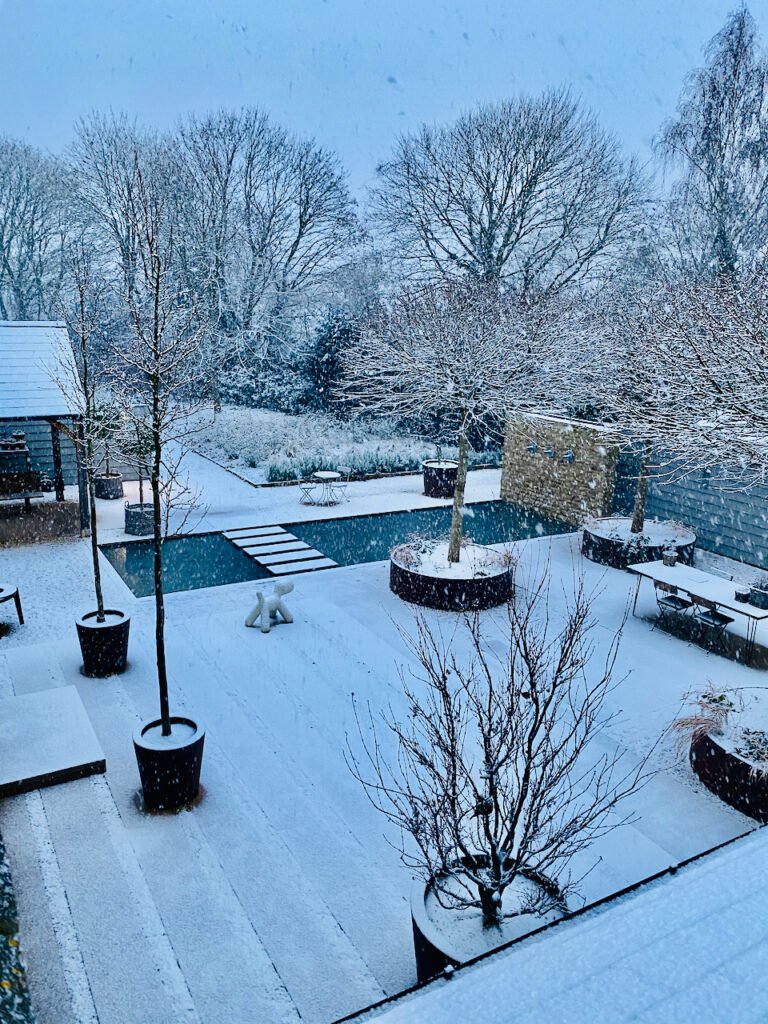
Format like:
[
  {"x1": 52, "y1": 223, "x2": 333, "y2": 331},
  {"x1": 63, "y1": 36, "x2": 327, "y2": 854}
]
[
  {"x1": 339, "y1": 280, "x2": 563, "y2": 563},
  {"x1": 349, "y1": 567, "x2": 652, "y2": 928},
  {"x1": 100, "y1": 139, "x2": 210, "y2": 743}
]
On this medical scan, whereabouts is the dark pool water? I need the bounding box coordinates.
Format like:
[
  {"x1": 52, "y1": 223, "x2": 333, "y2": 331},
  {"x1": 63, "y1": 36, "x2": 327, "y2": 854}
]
[
  {"x1": 101, "y1": 532, "x2": 269, "y2": 598},
  {"x1": 102, "y1": 501, "x2": 569, "y2": 597},
  {"x1": 287, "y1": 501, "x2": 568, "y2": 567}
]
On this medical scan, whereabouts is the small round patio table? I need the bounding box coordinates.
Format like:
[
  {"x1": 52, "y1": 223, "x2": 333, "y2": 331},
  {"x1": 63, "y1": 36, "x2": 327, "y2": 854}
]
[{"x1": 311, "y1": 471, "x2": 342, "y2": 506}]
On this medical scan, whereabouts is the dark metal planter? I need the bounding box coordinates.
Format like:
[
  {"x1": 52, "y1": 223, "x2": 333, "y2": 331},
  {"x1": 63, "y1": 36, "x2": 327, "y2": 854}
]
[
  {"x1": 124, "y1": 502, "x2": 154, "y2": 536},
  {"x1": 690, "y1": 732, "x2": 768, "y2": 823},
  {"x1": 390, "y1": 558, "x2": 513, "y2": 611},
  {"x1": 94, "y1": 473, "x2": 124, "y2": 500},
  {"x1": 422, "y1": 460, "x2": 459, "y2": 499},
  {"x1": 581, "y1": 521, "x2": 696, "y2": 570},
  {"x1": 411, "y1": 860, "x2": 566, "y2": 983},
  {"x1": 76, "y1": 610, "x2": 131, "y2": 677},
  {"x1": 133, "y1": 717, "x2": 205, "y2": 812},
  {"x1": 749, "y1": 588, "x2": 768, "y2": 610}
]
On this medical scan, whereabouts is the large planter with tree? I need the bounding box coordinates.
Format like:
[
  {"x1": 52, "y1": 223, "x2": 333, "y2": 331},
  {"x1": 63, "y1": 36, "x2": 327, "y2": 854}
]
[
  {"x1": 390, "y1": 540, "x2": 512, "y2": 610},
  {"x1": 349, "y1": 568, "x2": 652, "y2": 977},
  {"x1": 93, "y1": 471, "x2": 124, "y2": 500},
  {"x1": 123, "y1": 417, "x2": 154, "y2": 535},
  {"x1": 411, "y1": 860, "x2": 566, "y2": 982},
  {"x1": 422, "y1": 459, "x2": 459, "y2": 498},
  {"x1": 58, "y1": 237, "x2": 131, "y2": 678},
  {"x1": 339, "y1": 280, "x2": 568, "y2": 610},
  {"x1": 581, "y1": 516, "x2": 696, "y2": 570}
]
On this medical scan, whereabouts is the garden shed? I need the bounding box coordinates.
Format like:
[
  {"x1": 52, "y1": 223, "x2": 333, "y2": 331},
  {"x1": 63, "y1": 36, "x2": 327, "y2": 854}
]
[{"x1": 0, "y1": 321, "x2": 89, "y2": 538}]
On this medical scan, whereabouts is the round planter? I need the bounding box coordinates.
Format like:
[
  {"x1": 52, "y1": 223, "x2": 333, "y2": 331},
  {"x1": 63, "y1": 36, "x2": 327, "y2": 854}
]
[
  {"x1": 124, "y1": 502, "x2": 154, "y2": 536},
  {"x1": 133, "y1": 717, "x2": 205, "y2": 812},
  {"x1": 390, "y1": 552, "x2": 512, "y2": 611},
  {"x1": 94, "y1": 472, "x2": 124, "y2": 500},
  {"x1": 411, "y1": 861, "x2": 566, "y2": 983},
  {"x1": 581, "y1": 518, "x2": 696, "y2": 570},
  {"x1": 690, "y1": 732, "x2": 768, "y2": 823},
  {"x1": 76, "y1": 609, "x2": 131, "y2": 677},
  {"x1": 422, "y1": 460, "x2": 459, "y2": 499}
]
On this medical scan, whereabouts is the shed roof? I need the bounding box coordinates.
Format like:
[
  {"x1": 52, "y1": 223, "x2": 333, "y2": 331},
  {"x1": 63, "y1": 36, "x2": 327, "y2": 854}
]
[
  {"x1": 0, "y1": 321, "x2": 78, "y2": 421},
  {"x1": 348, "y1": 828, "x2": 768, "y2": 1024}
]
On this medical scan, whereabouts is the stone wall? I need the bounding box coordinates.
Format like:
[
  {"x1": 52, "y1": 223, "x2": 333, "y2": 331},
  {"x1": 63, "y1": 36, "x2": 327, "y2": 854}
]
[{"x1": 501, "y1": 415, "x2": 619, "y2": 525}]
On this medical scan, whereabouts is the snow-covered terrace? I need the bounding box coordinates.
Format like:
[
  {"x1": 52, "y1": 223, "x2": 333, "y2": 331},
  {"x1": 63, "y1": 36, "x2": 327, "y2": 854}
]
[{"x1": 0, "y1": 457, "x2": 760, "y2": 1023}]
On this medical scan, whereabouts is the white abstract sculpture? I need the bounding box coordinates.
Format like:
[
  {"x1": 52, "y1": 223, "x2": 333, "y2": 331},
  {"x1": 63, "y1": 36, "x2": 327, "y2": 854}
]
[{"x1": 245, "y1": 581, "x2": 295, "y2": 633}]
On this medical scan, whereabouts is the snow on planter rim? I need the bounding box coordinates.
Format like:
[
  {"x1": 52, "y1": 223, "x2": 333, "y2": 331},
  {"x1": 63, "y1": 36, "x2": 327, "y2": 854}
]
[
  {"x1": 422, "y1": 459, "x2": 459, "y2": 469},
  {"x1": 77, "y1": 609, "x2": 128, "y2": 628},
  {"x1": 584, "y1": 516, "x2": 696, "y2": 546},
  {"x1": 391, "y1": 540, "x2": 509, "y2": 580},
  {"x1": 136, "y1": 719, "x2": 201, "y2": 751},
  {"x1": 415, "y1": 870, "x2": 564, "y2": 964}
]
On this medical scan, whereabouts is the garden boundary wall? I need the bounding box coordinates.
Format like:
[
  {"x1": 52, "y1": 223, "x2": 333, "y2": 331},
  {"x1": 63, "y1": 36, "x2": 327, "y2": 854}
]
[{"x1": 501, "y1": 415, "x2": 619, "y2": 525}]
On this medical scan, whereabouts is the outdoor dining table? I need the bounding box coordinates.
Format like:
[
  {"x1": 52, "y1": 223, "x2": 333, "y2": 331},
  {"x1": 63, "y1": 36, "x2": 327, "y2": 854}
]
[
  {"x1": 311, "y1": 470, "x2": 342, "y2": 506},
  {"x1": 628, "y1": 559, "x2": 768, "y2": 663}
]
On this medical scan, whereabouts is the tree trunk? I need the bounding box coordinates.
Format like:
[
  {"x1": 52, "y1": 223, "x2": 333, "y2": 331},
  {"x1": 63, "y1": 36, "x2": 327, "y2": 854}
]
[
  {"x1": 152, "y1": 430, "x2": 171, "y2": 736},
  {"x1": 478, "y1": 884, "x2": 502, "y2": 929},
  {"x1": 447, "y1": 430, "x2": 470, "y2": 563},
  {"x1": 630, "y1": 439, "x2": 653, "y2": 535}
]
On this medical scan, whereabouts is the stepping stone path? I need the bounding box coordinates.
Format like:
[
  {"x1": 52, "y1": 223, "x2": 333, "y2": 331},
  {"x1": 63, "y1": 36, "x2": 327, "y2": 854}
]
[{"x1": 223, "y1": 526, "x2": 338, "y2": 576}]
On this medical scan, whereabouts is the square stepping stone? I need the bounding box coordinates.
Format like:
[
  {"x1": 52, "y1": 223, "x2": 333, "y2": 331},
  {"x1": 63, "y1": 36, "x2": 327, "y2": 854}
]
[{"x1": 0, "y1": 687, "x2": 106, "y2": 797}]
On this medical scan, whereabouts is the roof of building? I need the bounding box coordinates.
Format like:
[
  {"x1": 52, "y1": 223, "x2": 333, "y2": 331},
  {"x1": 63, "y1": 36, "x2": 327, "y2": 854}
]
[
  {"x1": 346, "y1": 828, "x2": 768, "y2": 1024},
  {"x1": 0, "y1": 321, "x2": 78, "y2": 421}
]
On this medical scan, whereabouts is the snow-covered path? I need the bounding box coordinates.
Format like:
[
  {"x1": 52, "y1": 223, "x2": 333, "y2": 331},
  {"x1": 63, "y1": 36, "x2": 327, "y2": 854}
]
[{"x1": 0, "y1": 465, "x2": 760, "y2": 1023}]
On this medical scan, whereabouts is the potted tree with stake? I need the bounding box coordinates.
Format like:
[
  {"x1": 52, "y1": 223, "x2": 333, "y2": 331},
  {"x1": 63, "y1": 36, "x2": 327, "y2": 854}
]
[
  {"x1": 109, "y1": 139, "x2": 209, "y2": 811},
  {"x1": 340, "y1": 280, "x2": 566, "y2": 610},
  {"x1": 348, "y1": 565, "x2": 654, "y2": 981},
  {"x1": 122, "y1": 413, "x2": 154, "y2": 535},
  {"x1": 58, "y1": 236, "x2": 131, "y2": 677},
  {"x1": 92, "y1": 403, "x2": 125, "y2": 499}
]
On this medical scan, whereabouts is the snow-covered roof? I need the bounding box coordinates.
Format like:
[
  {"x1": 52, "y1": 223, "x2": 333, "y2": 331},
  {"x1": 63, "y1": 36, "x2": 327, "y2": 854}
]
[
  {"x1": 347, "y1": 829, "x2": 768, "y2": 1024},
  {"x1": 0, "y1": 321, "x2": 77, "y2": 420}
]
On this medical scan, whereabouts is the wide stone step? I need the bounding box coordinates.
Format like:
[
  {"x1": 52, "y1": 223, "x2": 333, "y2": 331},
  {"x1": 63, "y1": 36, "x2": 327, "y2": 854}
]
[
  {"x1": 256, "y1": 549, "x2": 330, "y2": 567},
  {"x1": 224, "y1": 526, "x2": 285, "y2": 540},
  {"x1": 268, "y1": 557, "x2": 338, "y2": 575},
  {"x1": 230, "y1": 533, "x2": 300, "y2": 550}
]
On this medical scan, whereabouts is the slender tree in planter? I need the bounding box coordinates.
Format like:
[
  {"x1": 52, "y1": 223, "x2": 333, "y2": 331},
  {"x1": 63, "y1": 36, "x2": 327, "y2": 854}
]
[
  {"x1": 57, "y1": 236, "x2": 132, "y2": 676},
  {"x1": 339, "y1": 280, "x2": 564, "y2": 599},
  {"x1": 106, "y1": 139, "x2": 211, "y2": 810},
  {"x1": 348, "y1": 565, "x2": 653, "y2": 977}
]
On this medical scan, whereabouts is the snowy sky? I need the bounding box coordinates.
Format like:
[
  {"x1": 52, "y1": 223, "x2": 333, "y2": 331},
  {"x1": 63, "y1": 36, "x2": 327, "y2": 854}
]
[{"x1": 2, "y1": 0, "x2": 768, "y2": 195}]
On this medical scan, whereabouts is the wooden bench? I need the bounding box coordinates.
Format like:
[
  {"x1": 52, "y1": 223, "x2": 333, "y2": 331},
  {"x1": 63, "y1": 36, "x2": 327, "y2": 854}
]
[
  {"x1": 0, "y1": 492, "x2": 45, "y2": 513},
  {"x1": 0, "y1": 585, "x2": 23, "y2": 626}
]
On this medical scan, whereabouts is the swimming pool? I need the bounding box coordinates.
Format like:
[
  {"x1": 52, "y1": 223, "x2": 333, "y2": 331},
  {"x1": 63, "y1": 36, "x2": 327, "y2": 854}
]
[
  {"x1": 102, "y1": 501, "x2": 569, "y2": 597},
  {"x1": 101, "y1": 532, "x2": 269, "y2": 598}
]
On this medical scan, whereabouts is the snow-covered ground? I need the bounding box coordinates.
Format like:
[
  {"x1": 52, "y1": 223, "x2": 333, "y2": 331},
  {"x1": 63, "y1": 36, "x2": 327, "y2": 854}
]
[{"x1": 0, "y1": 456, "x2": 761, "y2": 1024}]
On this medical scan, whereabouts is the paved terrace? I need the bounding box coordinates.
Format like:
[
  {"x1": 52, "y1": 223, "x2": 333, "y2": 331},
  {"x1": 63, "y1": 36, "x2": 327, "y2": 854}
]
[{"x1": 0, "y1": 459, "x2": 759, "y2": 1024}]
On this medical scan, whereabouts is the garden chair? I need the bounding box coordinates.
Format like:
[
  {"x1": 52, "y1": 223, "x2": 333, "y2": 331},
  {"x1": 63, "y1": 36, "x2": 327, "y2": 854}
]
[
  {"x1": 330, "y1": 465, "x2": 352, "y2": 503},
  {"x1": 298, "y1": 477, "x2": 317, "y2": 505},
  {"x1": 654, "y1": 580, "x2": 693, "y2": 627},
  {"x1": 0, "y1": 584, "x2": 23, "y2": 627},
  {"x1": 690, "y1": 595, "x2": 734, "y2": 656}
]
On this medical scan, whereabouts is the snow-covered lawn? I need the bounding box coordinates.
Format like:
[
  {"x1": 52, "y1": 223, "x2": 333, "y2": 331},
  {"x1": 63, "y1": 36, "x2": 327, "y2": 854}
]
[{"x1": 0, "y1": 458, "x2": 760, "y2": 1024}]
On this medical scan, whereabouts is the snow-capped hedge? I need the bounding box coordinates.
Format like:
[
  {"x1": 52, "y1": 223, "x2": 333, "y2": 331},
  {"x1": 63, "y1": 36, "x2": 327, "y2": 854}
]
[{"x1": 193, "y1": 407, "x2": 500, "y2": 484}]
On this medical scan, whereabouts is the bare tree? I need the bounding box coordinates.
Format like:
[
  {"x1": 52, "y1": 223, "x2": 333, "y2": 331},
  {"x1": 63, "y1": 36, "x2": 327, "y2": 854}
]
[
  {"x1": 107, "y1": 140, "x2": 211, "y2": 736},
  {"x1": 339, "y1": 280, "x2": 569, "y2": 562},
  {"x1": 348, "y1": 566, "x2": 649, "y2": 928},
  {"x1": 372, "y1": 90, "x2": 646, "y2": 299},
  {"x1": 0, "y1": 138, "x2": 67, "y2": 319},
  {"x1": 657, "y1": 8, "x2": 768, "y2": 280},
  {"x1": 55, "y1": 234, "x2": 115, "y2": 618},
  {"x1": 627, "y1": 271, "x2": 768, "y2": 485}
]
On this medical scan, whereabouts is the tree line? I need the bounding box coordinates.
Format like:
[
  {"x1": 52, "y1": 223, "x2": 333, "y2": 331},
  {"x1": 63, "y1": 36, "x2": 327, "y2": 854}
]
[{"x1": 1, "y1": 8, "x2": 767, "y2": 412}]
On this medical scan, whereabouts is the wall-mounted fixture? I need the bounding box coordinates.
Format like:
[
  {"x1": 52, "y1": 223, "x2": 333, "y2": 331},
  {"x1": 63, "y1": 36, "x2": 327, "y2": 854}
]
[
  {"x1": 526, "y1": 441, "x2": 538, "y2": 455},
  {"x1": 544, "y1": 447, "x2": 556, "y2": 460},
  {"x1": 562, "y1": 450, "x2": 575, "y2": 465}
]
